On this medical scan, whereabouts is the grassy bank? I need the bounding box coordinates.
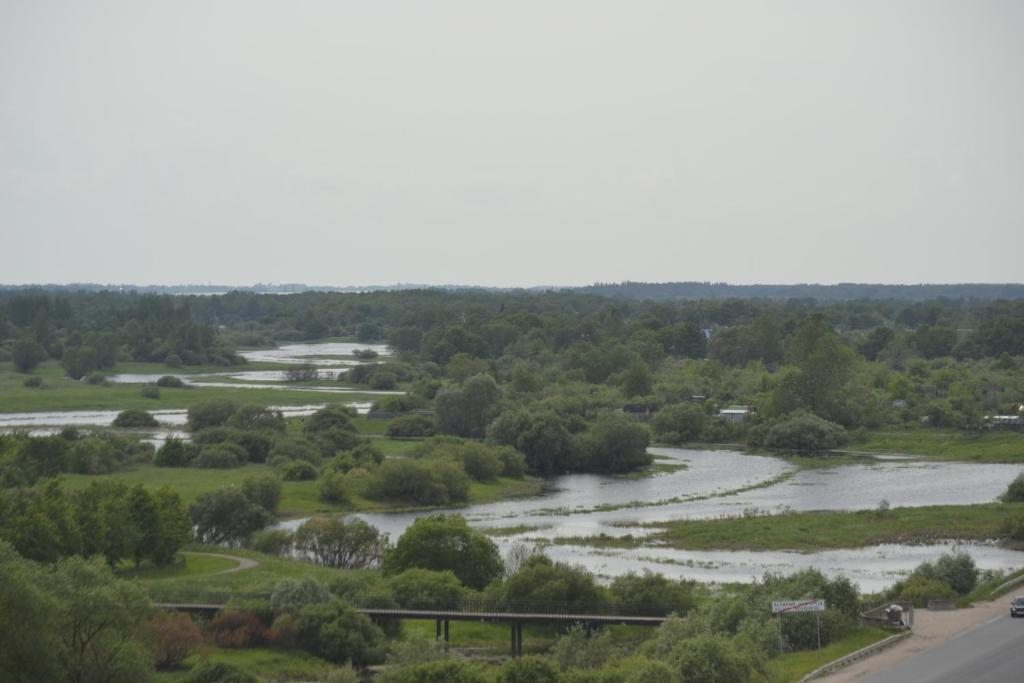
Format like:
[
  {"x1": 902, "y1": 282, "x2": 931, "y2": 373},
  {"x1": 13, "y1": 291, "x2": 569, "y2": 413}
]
[
  {"x1": 849, "y1": 428, "x2": 1024, "y2": 463},
  {"x1": 764, "y1": 627, "x2": 891, "y2": 682},
  {"x1": 0, "y1": 360, "x2": 387, "y2": 413},
  {"x1": 554, "y1": 503, "x2": 1024, "y2": 552},
  {"x1": 59, "y1": 462, "x2": 544, "y2": 519}
]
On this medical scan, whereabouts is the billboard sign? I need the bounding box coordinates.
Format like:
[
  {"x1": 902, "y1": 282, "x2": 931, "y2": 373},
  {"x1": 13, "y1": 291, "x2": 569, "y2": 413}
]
[{"x1": 771, "y1": 599, "x2": 826, "y2": 614}]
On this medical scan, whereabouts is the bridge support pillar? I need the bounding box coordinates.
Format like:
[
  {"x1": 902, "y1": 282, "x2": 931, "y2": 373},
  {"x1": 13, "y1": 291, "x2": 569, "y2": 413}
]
[
  {"x1": 509, "y1": 621, "x2": 523, "y2": 657},
  {"x1": 435, "y1": 619, "x2": 442, "y2": 641},
  {"x1": 443, "y1": 619, "x2": 450, "y2": 649}
]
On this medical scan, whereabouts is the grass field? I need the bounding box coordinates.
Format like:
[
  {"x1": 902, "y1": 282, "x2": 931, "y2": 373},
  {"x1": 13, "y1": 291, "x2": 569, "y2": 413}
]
[
  {"x1": 0, "y1": 360, "x2": 387, "y2": 413},
  {"x1": 154, "y1": 647, "x2": 341, "y2": 682},
  {"x1": 553, "y1": 503, "x2": 1024, "y2": 552},
  {"x1": 59, "y1": 462, "x2": 544, "y2": 519},
  {"x1": 764, "y1": 627, "x2": 891, "y2": 682},
  {"x1": 849, "y1": 428, "x2": 1024, "y2": 463}
]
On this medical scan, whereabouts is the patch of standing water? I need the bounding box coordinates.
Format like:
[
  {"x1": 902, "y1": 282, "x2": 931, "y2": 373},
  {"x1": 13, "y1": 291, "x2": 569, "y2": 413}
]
[
  {"x1": 239, "y1": 342, "x2": 390, "y2": 365},
  {"x1": 0, "y1": 403, "x2": 371, "y2": 432},
  {"x1": 535, "y1": 541, "x2": 1024, "y2": 593},
  {"x1": 277, "y1": 447, "x2": 1024, "y2": 589}
]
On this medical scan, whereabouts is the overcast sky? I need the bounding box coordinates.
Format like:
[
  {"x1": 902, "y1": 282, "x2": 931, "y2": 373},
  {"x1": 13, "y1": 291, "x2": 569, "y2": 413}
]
[{"x1": 2, "y1": 1, "x2": 1022, "y2": 287}]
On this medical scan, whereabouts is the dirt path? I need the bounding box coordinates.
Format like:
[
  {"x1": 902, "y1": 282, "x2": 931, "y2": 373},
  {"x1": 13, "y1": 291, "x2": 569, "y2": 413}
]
[
  {"x1": 182, "y1": 551, "x2": 259, "y2": 575},
  {"x1": 821, "y1": 593, "x2": 1018, "y2": 682}
]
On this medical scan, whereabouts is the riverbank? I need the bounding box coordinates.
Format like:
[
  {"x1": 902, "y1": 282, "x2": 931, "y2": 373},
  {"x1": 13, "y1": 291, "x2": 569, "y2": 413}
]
[{"x1": 550, "y1": 503, "x2": 1024, "y2": 552}]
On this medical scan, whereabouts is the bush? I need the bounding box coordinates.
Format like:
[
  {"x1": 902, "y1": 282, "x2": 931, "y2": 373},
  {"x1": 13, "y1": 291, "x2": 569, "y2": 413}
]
[
  {"x1": 86, "y1": 372, "x2": 108, "y2": 385},
  {"x1": 1002, "y1": 474, "x2": 1024, "y2": 503},
  {"x1": 154, "y1": 438, "x2": 197, "y2": 467},
  {"x1": 577, "y1": 414, "x2": 652, "y2": 473},
  {"x1": 610, "y1": 570, "x2": 695, "y2": 616},
  {"x1": 667, "y1": 634, "x2": 756, "y2": 683},
  {"x1": 187, "y1": 399, "x2": 240, "y2": 431},
  {"x1": 147, "y1": 612, "x2": 202, "y2": 670},
  {"x1": 294, "y1": 516, "x2": 388, "y2": 569},
  {"x1": 242, "y1": 473, "x2": 282, "y2": 512},
  {"x1": 365, "y1": 459, "x2": 469, "y2": 506},
  {"x1": 187, "y1": 661, "x2": 257, "y2": 683},
  {"x1": 279, "y1": 460, "x2": 319, "y2": 481},
  {"x1": 22, "y1": 376, "x2": 43, "y2": 388},
  {"x1": 388, "y1": 569, "x2": 465, "y2": 610},
  {"x1": 271, "y1": 577, "x2": 332, "y2": 617},
  {"x1": 206, "y1": 610, "x2": 269, "y2": 648},
  {"x1": 164, "y1": 354, "x2": 183, "y2": 368},
  {"x1": 764, "y1": 411, "x2": 848, "y2": 451},
  {"x1": 651, "y1": 403, "x2": 706, "y2": 444},
  {"x1": 497, "y1": 656, "x2": 561, "y2": 683},
  {"x1": 894, "y1": 576, "x2": 957, "y2": 607},
  {"x1": 292, "y1": 599, "x2": 385, "y2": 665},
  {"x1": 156, "y1": 375, "x2": 186, "y2": 388},
  {"x1": 195, "y1": 444, "x2": 245, "y2": 469},
  {"x1": 228, "y1": 405, "x2": 287, "y2": 433},
  {"x1": 140, "y1": 386, "x2": 161, "y2": 399},
  {"x1": 318, "y1": 471, "x2": 350, "y2": 504},
  {"x1": 384, "y1": 514, "x2": 503, "y2": 590},
  {"x1": 112, "y1": 409, "x2": 159, "y2": 428},
  {"x1": 249, "y1": 529, "x2": 294, "y2": 556},
  {"x1": 387, "y1": 414, "x2": 436, "y2": 437},
  {"x1": 491, "y1": 555, "x2": 606, "y2": 613},
  {"x1": 377, "y1": 660, "x2": 492, "y2": 683}
]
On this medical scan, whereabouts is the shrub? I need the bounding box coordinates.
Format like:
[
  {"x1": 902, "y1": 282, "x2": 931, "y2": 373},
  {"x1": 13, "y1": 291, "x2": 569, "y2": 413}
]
[
  {"x1": 140, "y1": 386, "x2": 161, "y2": 399},
  {"x1": 387, "y1": 414, "x2": 436, "y2": 437},
  {"x1": 551, "y1": 626, "x2": 618, "y2": 671},
  {"x1": 667, "y1": 634, "x2": 756, "y2": 683},
  {"x1": 186, "y1": 661, "x2": 257, "y2": 683},
  {"x1": 497, "y1": 656, "x2": 561, "y2": 683},
  {"x1": 385, "y1": 635, "x2": 446, "y2": 667},
  {"x1": 764, "y1": 411, "x2": 848, "y2": 451},
  {"x1": 304, "y1": 405, "x2": 357, "y2": 436},
  {"x1": 894, "y1": 576, "x2": 957, "y2": 607},
  {"x1": 377, "y1": 660, "x2": 492, "y2": 683},
  {"x1": 294, "y1": 516, "x2": 388, "y2": 569},
  {"x1": 279, "y1": 460, "x2": 319, "y2": 481},
  {"x1": 156, "y1": 375, "x2": 186, "y2": 388},
  {"x1": 147, "y1": 612, "x2": 203, "y2": 670},
  {"x1": 384, "y1": 514, "x2": 503, "y2": 590},
  {"x1": 271, "y1": 577, "x2": 332, "y2": 617},
  {"x1": 388, "y1": 569, "x2": 465, "y2": 610},
  {"x1": 651, "y1": 403, "x2": 706, "y2": 444},
  {"x1": 164, "y1": 354, "x2": 183, "y2": 368},
  {"x1": 610, "y1": 570, "x2": 695, "y2": 616},
  {"x1": 292, "y1": 599, "x2": 385, "y2": 665},
  {"x1": 370, "y1": 372, "x2": 398, "y2": 390},
  {"x1": 1002, "y1": 474, "x2": 1024, "y2": 503},
  {"x1": 365, "y1": 459, "x2": 469, "y2": 506},
  {"x1": 241, "y1": 473, "x2": 282, "y2": 512},
  {"x1": 195, "y1": 443, "x2": 245, "y2": 468},
  {"x1": 154, "y1": 438, "x2": 197, "y2": 467},
  {"x1": 228, "y1": 405, "x2": 287, "y2": 432},
  {"x1": 86, "y1": 372, "x2": 108, "y2": 385},
  {"x1": 206, "y1": 610, "x2": 269, "y2": 648},
  {"x1": 249, "y1": 529, "x2": 294, "y2": 556},
  {"x1": 112, "y1": 409, "x2": 159, "y2": 428},
  {"x1": 318, "y1": 471, "x2": 350, "y2": 504},
  {"x1": 187, "y1": 399, "x2": 240, "y2": 431},
  {"x1": 22, "y1": 376, "x2": 43, "y2": 388}
]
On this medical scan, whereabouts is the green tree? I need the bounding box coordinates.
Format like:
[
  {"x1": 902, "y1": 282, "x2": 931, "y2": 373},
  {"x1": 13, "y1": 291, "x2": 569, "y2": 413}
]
[
  {"x1": 490, "y1": 555, "x2": 606, "y2": 612},
  {"x1": 651, "y1": 404, "x2": 706, "y2": 444},
  {"x1": 294, "y1": 516, "x2": 388, "y2": 569},
  {"x1": 0, "y1": 541, "x2": 61, "y2": 683},
  {"x1": 12, "y1": 336, "x2": 47, "y2": 373},
  {"x1": 668, "y1": 634, "x2": 755, "y2": 683},
  {"x1": 190, "y1": 487, "x2": 272, "y2": 546},
  {"x1": 48, "y1": 555, "x2": 154, "y2": 683},
  {"x1": 187, "y1": 399, "x2": 240, "y2": 431},
  {"x1": 384, "y1": 514, "x2": 503, "y2": 590},
  {"x1": 578, "y1": 414, "x2": 652, "y2": 473}
]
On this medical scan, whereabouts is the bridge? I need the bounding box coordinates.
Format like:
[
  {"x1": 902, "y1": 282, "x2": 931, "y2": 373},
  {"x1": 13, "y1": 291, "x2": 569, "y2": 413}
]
[{"x1": 156, "y1": 601, "x2": 670, "y2": 656}]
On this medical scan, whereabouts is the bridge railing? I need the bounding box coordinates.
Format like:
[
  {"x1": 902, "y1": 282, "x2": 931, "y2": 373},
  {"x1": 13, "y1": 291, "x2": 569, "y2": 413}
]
[{"x1": 153, "y1": 591, "x2": 683, "y2": 619}]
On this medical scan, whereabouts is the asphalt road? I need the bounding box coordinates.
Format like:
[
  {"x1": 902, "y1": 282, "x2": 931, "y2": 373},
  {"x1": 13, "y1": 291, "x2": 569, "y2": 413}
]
[{"x1": 864, "y1": 612, "x2": 1024, "y2": 683}]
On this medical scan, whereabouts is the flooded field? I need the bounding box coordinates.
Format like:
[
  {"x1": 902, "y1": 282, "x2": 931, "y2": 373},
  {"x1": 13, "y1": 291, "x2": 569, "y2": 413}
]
[
  {"x1": 279, "y1": 447, "x2": 1024, "y2": 589},
  {"x1": 239, "y1": 342, "x2": 391, "y2": 365}
]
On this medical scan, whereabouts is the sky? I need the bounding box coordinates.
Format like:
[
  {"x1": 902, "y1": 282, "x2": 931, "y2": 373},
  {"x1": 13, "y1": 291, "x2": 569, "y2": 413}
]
[{"x1": 1, "y1": 1, "x2": 1022, "y2": 287}]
